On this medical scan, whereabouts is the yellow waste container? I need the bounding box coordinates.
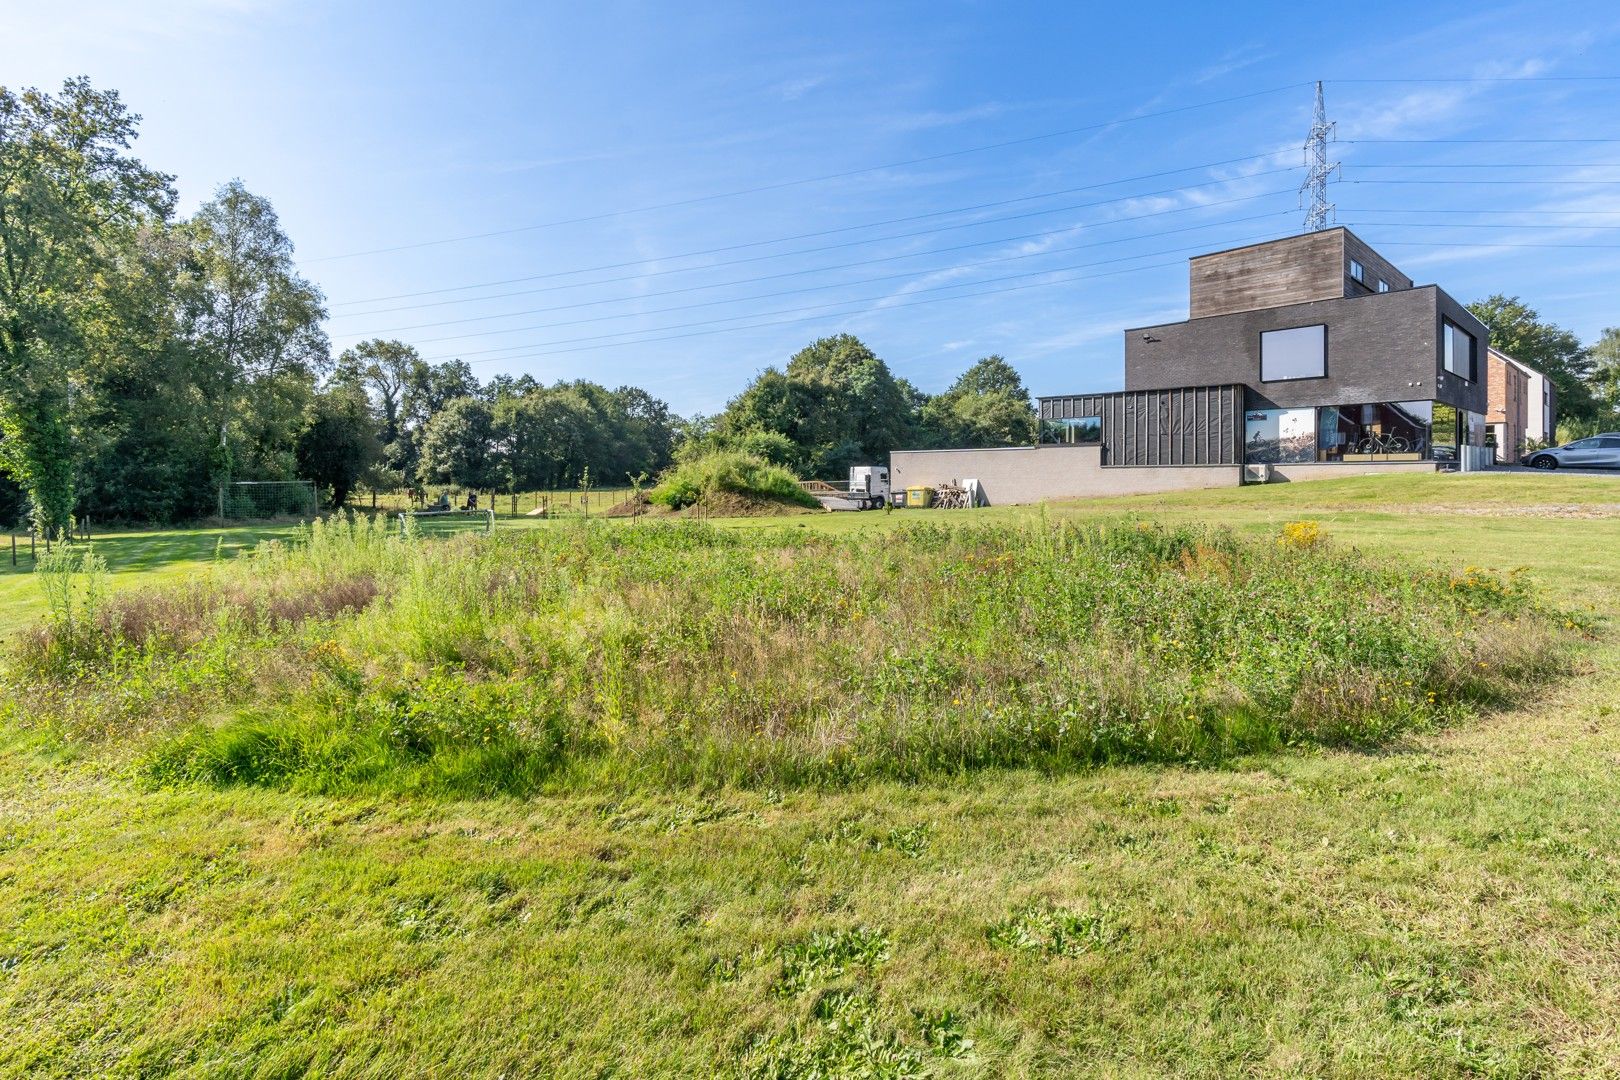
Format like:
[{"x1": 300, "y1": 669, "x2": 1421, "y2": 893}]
[{"x1": 905, "y1": 486, "x2": 935, "y2": 508}]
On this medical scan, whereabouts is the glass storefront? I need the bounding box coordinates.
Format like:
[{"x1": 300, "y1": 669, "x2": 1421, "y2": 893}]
[
  {"x1": 1242, "y1": 400, "x2": 1483, "y2": 465},
  {"x1": 1319, "y1": 401, "x2": 1431, "y2": 462}
]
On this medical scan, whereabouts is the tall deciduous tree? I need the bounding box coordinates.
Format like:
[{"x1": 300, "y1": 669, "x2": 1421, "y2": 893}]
[
  {"x1": 1467, "y1": 295, "x2": 1598, "y2": 422},
  {"x1": 920, "y1": 355, "x2": 1036, "y2": 448},
  {"x1": 0, "y1": 78, "x2": 174, "y2": 534},
  {"x1": 1590, "y1": 327, "x2": 1620, "y2": 421},
  {"x1": 184, "y1": 181, "x2": 329, "y2": 484},
  {"x1": 296, "y1": 383, "x2": 381, "y2": 508},
  {"x1": 717, "y1": 334, "x2": 916, "y2": 476},
  {"x1": 337, "y1": 338, "x2": 424, "y2": 488},
  {"x1": 419, "y1": 396, "x2": 502, "y2": 492}
]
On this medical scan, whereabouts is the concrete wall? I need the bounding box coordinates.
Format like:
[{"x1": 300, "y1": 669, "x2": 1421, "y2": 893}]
[
  {"x1": 1267, "y1": 461, "x2": 1439, "y2": 483},
  {"x1": 1125, "y1": 285, "x2": 1490, "y2": 419},
  {"x1": 888, "y1": 445, "x2": 1240, "y2": 505}
]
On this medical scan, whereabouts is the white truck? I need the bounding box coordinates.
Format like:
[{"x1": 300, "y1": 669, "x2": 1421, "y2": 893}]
[
  {"x1": 847, "y1": 466, "x2": 891, "y2": 509},
  {"x1": 802, "y1": 465, "x2": 892, "y2": 511}
]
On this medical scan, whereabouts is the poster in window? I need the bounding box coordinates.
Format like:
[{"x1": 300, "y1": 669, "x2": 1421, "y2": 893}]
[{"x1": 1245, "y1": 408, "x2": 1316, "y2": 464}]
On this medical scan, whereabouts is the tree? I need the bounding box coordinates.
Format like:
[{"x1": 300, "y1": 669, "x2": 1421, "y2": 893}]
[
  {"x1": 183, "y1": 182, "x2": 329, "y2": 486},
  {"x1": 496, "y1": 387, "x2": 600, "y2": 491},
  {"x1": 0, "y1": 78, "x2": 174, "y2": 534},
  {"x1": 404, "y1": 359, "x2": 480, "y2": 427},
  {"x1": 76, "y1": 221, "x2": 219, "y2": 522},
  {"x1": 337, "y1": 339, "x2": 423, "y2": 488},
  {"x1": 419, "y1": 396, "x2": 501, "y2": 492},
  {"x1": 919, "y1": 355, "x2": 1036, "y2": 448},
  {"x1": 1590, "y1": 327, "x2": 1620, "y2": 421},
  {"x1": 1467, "y1": 296, "x2": 1598, "y2": 422},
  {"x1": 296, "y1": 383, "x2": 381, "y2": 509},
  {"x1": 716, "y1": 334, "x2": 917, "y2": 476}
]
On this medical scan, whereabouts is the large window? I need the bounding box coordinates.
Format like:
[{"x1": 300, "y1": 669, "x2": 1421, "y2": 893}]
[
  {"x1": 1443, "y1": 319, "x2": 1477, "y2": 381},
  {"x1": 1260, "y1": 324, "x2": 1327, "y2": 382},
  {"x1": 1245, "y1": 408, "x2": 1317, "y2": 464},
  {"x1": 1317, "y1": 401, "x2": 1431, "y2": 462},
  {"x1": 1040, "y1": 416, "x2": 1100, "y2": 445}
]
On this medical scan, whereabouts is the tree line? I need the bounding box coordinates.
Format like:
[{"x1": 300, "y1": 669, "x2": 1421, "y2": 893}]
[
  {"x1": 7, "y1": 77, "x2": 1619, "y2": 533},
  {"x1": 0, "y1": 80, "x2": 1035, "y2": 531}
]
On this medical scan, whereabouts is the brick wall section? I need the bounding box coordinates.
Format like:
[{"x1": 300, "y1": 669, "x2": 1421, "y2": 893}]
[
  {"x1": 1342, "y1": 230, "x2": 1413, "y2": 297},
  {"x1": 1486, "y1": 348, "x2": 1530, "y2": 460}
]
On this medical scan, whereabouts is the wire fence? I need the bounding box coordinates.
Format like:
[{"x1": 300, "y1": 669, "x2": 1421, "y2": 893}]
[
  {"x1": 5, "y1": 518, "x2": 94, "y2": 568},
  {"x1": 354, "y1": 488, "x2": 638, "y2": 520}
]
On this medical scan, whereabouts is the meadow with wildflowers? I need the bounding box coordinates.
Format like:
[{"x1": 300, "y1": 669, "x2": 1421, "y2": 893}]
[
  {"x1": 3, "y1": 472, "x2": 1619, "y2": 1077},
  {"x1": 6, "y1": 513, "x2": 1574, "y2": 796}
]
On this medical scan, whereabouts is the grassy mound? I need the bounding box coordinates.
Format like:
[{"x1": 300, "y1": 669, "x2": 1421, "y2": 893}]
[
  {"x1": 5, "y1": 516, "x2": 1582, "y2": 796},
  {"x1": 648, "y1": 451, "x2": 820, "y2": 512}
]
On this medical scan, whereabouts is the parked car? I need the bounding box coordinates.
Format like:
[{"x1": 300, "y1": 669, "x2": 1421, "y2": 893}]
[{"x1": 1522, "y1": 434, "x2": 1620, "y2": 470}]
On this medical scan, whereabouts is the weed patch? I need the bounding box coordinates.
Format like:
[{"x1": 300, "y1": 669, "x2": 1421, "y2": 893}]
[{"x1": 986, "y1": 902, "x2": 1122, "y2": 957}]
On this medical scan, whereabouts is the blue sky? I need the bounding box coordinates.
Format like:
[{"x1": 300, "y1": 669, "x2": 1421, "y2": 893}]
[{"x1": 7, "y1": 1, "x2": 1620, "y2": 415}]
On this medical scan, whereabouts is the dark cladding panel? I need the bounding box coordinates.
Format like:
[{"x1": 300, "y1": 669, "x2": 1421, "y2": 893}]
[{"x1": 1039, "y1": 383, "x2": 1241, "y2": 467}]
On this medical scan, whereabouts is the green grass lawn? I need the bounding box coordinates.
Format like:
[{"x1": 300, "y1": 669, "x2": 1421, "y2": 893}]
[{"x1": 3, "y1": 472, "x2": 1620, "y2": 1077}]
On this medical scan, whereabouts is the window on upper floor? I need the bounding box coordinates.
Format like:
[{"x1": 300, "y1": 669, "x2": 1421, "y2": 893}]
[
  {"x1": 1349, "y1": 259, "x2": 1365, "y2": 283},
  {"x1": 1443, "y1": 318, "x2": 1477, "y2": 382},
  {"x1": 1260, "y1": 324, "x2": 1327, "y2": 382},
  {"x1": 1376, "y1": 278, "x2": 1390, "y2": 293}
]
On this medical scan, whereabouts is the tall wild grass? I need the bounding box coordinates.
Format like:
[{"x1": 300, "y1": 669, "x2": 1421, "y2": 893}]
[{"x1": 3, "y1": 516, "x2": 1581, "y2": 796}]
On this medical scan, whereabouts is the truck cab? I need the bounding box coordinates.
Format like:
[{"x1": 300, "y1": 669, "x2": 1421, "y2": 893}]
[{"x1": 848, "y1": 466, "x2": 890, "y2": 505}]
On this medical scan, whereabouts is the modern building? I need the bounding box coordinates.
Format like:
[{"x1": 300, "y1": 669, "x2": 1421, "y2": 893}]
[
  {"x1": 1485, "y1": 346, "x2": 1556, "y2": 462},
  {"x1": 890, "y1": 227, "x2": 1493, "y2": 503}
]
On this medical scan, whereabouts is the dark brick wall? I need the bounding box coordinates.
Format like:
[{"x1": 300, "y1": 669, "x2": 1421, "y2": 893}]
[{"x1": 1124, "y1": 285, "x2": 1489, "y2": 416}]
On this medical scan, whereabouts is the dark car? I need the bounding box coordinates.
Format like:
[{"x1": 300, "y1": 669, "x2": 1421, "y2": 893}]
[{"x1": 1522, "y1": 434, "x2": 1620, "y2": 470}]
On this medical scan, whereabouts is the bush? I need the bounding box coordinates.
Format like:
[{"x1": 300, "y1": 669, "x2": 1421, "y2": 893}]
[{"x1": 648, "y1": 451, "x2": 818, "y2": 510}]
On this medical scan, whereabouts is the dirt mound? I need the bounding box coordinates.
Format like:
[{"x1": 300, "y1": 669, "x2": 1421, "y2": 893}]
[
  {"x1": 603, "y1": 493, "x2": 653, "y2": 518},
  {"x1": 603, "y1": 490, "x2": 819, "y2": 519},
  {"x1": 681, "y1": 491, "x2": 818, "y2": 517}
]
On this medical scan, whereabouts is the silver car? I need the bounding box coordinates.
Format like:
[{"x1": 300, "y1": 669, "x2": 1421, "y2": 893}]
[{"x1": 1523, "y1": 434, "x2": 1620, "y2": 470}]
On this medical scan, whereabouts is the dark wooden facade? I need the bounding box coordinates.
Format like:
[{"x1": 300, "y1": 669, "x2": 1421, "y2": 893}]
[{"x1": 1188, "y1": 227, "x2": 1413, "y2": 319}]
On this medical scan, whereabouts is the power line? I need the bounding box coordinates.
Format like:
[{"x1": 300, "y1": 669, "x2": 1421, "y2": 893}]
[
  {"x1": 1343, "y1": 219, "x2": 1620, "y2": 229},
  {"x1": 330, "y1": 160, "x2": 1299, "y2": 310},
  {"x1": 302, "y1": 83, "x2": 1310, "y2": 264},
  {"x1": 418, "y1": 230, "x2": 1283, "y2": 364},
  {"x1": 1343, "y1": 138, "x2": 1620, "y2": 144},
  {"x1": 1329, "y1": 76, "x2": 1620, "y2": 83},
  {"x1": 421, "y1": 238, "x2": 1283, "y2": 369},
  {"x1": 1346, "y1": 162, "x2": 1620, "y2": 168},
  {"x1": 1337, "y1": 207, "x2": 1620, "y2": 215},
  {"x1": 332, "y1": 198, "x2": 1295, "y2": 339},
  {"x1": 345, "y1": 210, "x2": 1294, "y2": 345},
  {"x1": 1363, "y1": 238, "x2": 1620, "y2": 250},
  {"x1": 1345, "y1": 178, "x2": 1620, "y2": 185}
]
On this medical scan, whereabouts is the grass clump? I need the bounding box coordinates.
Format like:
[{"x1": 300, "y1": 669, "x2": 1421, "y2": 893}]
[
  {"x1": 5, "y1": 516, "x2": 1582, "y2": 796},
  {"x1": 648, "y1": 450, "x2": 819, "y2": 511}
]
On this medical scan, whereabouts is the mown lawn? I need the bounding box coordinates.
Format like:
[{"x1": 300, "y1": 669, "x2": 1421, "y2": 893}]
[{"x1": 2, "y1": 471, "x2": 1619, "y2": 1077}]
